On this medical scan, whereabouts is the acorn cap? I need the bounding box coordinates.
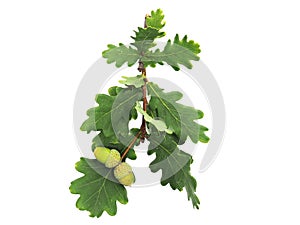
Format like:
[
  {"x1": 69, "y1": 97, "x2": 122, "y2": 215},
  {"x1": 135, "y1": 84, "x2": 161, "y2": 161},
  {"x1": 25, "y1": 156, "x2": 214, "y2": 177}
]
[
  {"x1": 113, "y1": 162, "x2": 135, "y2": 186},
  {"x1": 94, "y1": 147, "x2": 111, "y2": 164},
  {"x1": 105, "y1": 149, "x2": 121, "y2": 168},
  {"x1": 113, "y1": 162, "x2": 132, "y2": 180}
]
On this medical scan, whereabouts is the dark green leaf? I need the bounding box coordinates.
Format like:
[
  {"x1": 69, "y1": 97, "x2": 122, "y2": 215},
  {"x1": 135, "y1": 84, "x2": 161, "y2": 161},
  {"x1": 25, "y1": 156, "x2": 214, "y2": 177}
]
[
  {"x1": 131, "y1": 27, "x2": 165, "y2": 53},
  {"x1": 108, "y1": 87, "x2": 138, "y2": 120},
  {"x1": 148, "y1": 133, "x2": 200, "y2": 209},
  {"x1": 70, "y1": 158, "x2": 128, "y2": 217},
  {"x1": 80, "y1": 87, "x2": 143, "y2": 137},
  {"x1": 108, "y1": 86, "x2": 123, "y2": 96},
  {"x1": 130, "y1": 106, "x2": 138, "y2": 120},
  {"x1": 147, "y1": 82, "x2": 209, "y2": 143}
]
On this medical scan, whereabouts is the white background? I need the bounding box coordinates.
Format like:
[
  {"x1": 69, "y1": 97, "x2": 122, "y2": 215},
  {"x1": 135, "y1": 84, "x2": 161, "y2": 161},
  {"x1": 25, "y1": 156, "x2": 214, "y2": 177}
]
[{"x1": 1, "y1": 0, "x2": 300, "y2": 224}]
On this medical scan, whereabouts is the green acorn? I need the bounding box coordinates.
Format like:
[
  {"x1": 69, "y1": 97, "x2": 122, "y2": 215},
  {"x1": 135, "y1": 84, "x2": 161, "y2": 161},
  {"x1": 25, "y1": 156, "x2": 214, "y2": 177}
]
[
  {"x1": 105, "y1": 149, "x2": 121, "y2": 168},
  {"x1": 94, "y1": 147, "x2": 111, "y2": 164},
  {"x1": 114, "y1": 162, "x2": 135, "y2": 186},
  {"x1": 119, "y1": 173, "x2": 135, "y2": 186},
  {"x1": 94, "y1": 147, "x2": 121, "y2": 168}
]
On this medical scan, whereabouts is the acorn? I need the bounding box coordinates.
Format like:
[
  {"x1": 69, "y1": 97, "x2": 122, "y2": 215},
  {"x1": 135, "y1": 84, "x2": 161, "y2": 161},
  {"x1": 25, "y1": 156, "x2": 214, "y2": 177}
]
[
  {"x1": 94, "y1": 147, "x2": 121, "y2": 168},
  {"x1": 114, "y1": 162, "x2": 135, "y2": 186},
  {"x1": 94, "y1": 147, "x2": 111, "y2": 164},
  {"x1": 105, "y1": 149, "x2": 121, "y2": 168}
]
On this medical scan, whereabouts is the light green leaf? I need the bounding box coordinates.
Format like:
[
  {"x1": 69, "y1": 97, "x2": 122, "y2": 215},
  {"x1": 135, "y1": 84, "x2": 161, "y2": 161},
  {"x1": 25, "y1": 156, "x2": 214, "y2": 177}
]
[
  {"x1": 148, "y1": 133, "x2": 200, "y2": 209},
  {"x1": 146, "y1": 8, "x2": 165, "y2": 30},
  {"x1": 102, "y1": 44, "x2": 139, "y2": 67},
  {"x1": 135, "y1": 102, "x2": 173, "y2": 134},
  {"x1": 119, "y1": 75, "x2": 145, "y2": 88},
  {"x1": 70, "y1": 158, "x2": 128, "y2": 217}
]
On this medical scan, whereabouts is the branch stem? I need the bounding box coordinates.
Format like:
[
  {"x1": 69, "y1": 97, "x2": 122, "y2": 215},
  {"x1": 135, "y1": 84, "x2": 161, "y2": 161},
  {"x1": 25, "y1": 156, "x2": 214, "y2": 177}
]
[
  {"x1": 138, "y1": 14, "x2": 150, "y2": 142},
  {"x1": 122, "y1": 14, "x2": 150, "y2": 158},
  {"x1": 121, "y1": 131, "x2": 142, "y2": 160},
  {"x1": 140, "y1": 78, "x2": 148, "y2": 142}
]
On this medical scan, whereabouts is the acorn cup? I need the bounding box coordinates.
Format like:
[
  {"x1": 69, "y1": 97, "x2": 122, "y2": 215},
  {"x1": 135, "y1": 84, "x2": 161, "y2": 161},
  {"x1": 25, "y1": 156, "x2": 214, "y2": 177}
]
[{"x1": 114, "y1": 162, "x2": 135, "y2": 186}]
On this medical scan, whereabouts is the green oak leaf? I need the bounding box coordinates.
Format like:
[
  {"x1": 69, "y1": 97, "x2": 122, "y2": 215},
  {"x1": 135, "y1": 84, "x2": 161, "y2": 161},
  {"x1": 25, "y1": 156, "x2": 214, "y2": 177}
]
[
  {"x1": 70, "y1": 158, "x2": 128, "y2": 217},
  {"x1": 135, "y1": 102, "x2": 172, "y2": 134},
  {"x1": 147, "y1": 82, "x2": 209, "y2": 143},
  {"x1": 148, "y1": 133, "x2": 200, "y2": 209},
  {"x1": 80, "y1": 87, "x2": 143, "y2": 137},
  {"x1": 131, "y1": 27, "x2": 165, "y2": 53},
  {"x1": 108, "y1": 86, "x2": 138, "y2": 121},
  {"x1": 119, "y1": 75, "x2": 145, "y2": 88},
  {"x1": 102, "y1": 44, "x2": 139, "y2": 67},
  {"x1": 142, "y1": 34, "x2": 200, "y2": 71},
  {"x1": 146, "y1": 8, "x2": 166, "y2": 30}
]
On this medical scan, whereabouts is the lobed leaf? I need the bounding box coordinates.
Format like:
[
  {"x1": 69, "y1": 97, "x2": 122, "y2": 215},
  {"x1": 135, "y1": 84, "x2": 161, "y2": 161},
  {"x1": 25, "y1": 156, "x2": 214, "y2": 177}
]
[
  {"x1": 146, "y1": 8, "x2": 166, "y2": 30},
  {"x1": 102, "y1": 44, "x2": 139, "y2": 67},
  {"x1": 70, "y1": 158, "x2": 128, "y2": 217},
  {"x1": 147, "y1": 82, "x2": 209, "y2": 144},
  {"x1": 148, "y1": 133, "x2": 200, "y2": 209},
  {"x1": 80, "y1": 87, "x2": 143, "y2": 137},
  {"x1": 142, "y1": 34, "x2": 200, "y2": 70},
  {"x1": 131, "y1": 27, "x2": 165, "y2": 53},
  {"x1": 119, "y1": 75, "x2": 145, "y2": 88}
]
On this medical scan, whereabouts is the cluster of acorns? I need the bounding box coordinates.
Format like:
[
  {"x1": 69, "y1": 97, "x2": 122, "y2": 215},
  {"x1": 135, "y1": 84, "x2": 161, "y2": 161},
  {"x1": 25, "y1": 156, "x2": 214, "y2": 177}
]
[{"x1": 94, "y1": 147, "x2": 135, "y2": 186}]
